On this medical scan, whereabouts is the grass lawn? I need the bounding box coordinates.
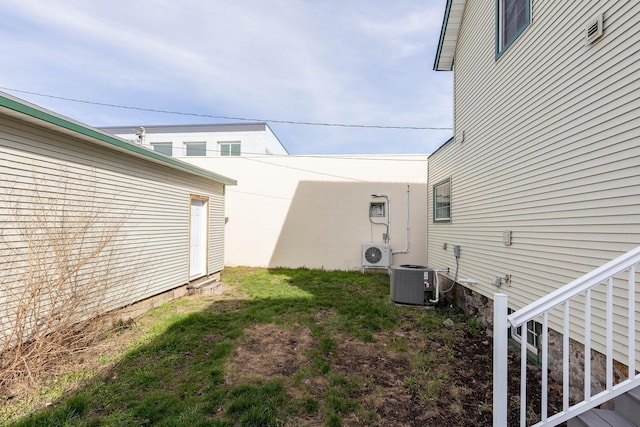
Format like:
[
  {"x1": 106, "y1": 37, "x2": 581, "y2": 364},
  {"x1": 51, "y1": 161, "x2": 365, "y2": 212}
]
[{"x1": 2, "y1": 267, "x2": 497, "y2": 426}]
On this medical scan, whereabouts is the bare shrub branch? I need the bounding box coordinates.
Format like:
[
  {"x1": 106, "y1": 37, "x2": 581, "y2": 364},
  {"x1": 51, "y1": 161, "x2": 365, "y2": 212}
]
[{"x1": 0, "y1": 165, "x2": 139, "y2": 392}]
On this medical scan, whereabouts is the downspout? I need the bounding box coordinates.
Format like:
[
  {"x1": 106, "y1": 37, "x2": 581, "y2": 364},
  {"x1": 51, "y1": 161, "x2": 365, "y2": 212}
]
[{"x1": 392, "y1": 185, "x2": 411, "y2": 254}]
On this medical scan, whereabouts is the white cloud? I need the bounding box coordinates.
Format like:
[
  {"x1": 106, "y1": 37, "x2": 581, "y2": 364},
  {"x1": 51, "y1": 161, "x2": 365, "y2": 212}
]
[
  {"x1": 348, "y1": 8, "x2": 440, "y2": 59},
  {"x1": 0, "y1": 0, "x2": 452, "y2": 154}
]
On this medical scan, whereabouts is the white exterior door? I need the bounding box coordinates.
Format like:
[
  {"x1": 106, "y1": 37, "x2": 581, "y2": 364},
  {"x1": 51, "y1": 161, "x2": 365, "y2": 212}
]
[{"x1": 189, "y1": 197, "x2": 208, "y2": 278}]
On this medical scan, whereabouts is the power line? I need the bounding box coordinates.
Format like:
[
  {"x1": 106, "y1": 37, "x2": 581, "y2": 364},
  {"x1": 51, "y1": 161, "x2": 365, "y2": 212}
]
[
  {"x1": 241, "y1": 157, "x2": 368, "y2": 182},
  {"x1": 117, "y1": 137, "x2": 412, "y2": 180},
  {"x1": 226, "y1": 188, "x2": 293, "y2": 201},
  {"x1": 0, "y1": 86, "x2": 453, "y2": 131}
]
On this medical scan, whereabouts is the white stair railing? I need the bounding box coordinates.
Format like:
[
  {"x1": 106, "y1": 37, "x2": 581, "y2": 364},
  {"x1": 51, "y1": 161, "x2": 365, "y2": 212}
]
[{"x1": 493, "y1": 245, "x2": 640, "y2": 426}]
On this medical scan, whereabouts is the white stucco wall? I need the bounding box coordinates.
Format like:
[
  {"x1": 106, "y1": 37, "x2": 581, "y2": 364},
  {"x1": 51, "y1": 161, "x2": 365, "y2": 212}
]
[
  {"x1": 182, "y1": 155, "x2": 429, "y2": 270},
  {"x1": 262, "y1": 125, "x2": 288, "y2": 155}
]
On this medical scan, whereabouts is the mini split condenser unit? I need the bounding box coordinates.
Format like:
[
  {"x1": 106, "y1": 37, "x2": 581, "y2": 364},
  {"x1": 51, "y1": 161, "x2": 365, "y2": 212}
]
[{"x1": 362, "y1": 243, "x2": 391, "y2": 268}]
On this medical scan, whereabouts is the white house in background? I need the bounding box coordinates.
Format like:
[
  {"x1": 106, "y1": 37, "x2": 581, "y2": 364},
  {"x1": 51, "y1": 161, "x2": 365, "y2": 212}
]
[
  {"x1": 100, "y1": 122, "x2": 288, "y2": 157},
  {"x1": 183, "y1": 154, "x2": 429, "y2": 271},
  {"x1": 432, "y1": 0, "x2": 640, "y2": 422},
  {"x1": 0, "y1": 91, "x2": 236, "y2": 343}
]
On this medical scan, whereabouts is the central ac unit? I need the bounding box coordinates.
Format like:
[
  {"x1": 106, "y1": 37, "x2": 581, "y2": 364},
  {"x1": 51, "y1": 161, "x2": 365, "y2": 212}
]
[
  {"x1": 390, "y1": 264, "x2": 435, "y2": 305},
  {"x1": 362, "y1": 243, "x2": 392, "y2": 268}
]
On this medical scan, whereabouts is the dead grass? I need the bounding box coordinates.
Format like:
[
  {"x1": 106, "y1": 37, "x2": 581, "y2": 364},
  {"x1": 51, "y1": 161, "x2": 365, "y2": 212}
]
[{"x1": 1, "y1": 267, "x2": 557, "y2": 426}]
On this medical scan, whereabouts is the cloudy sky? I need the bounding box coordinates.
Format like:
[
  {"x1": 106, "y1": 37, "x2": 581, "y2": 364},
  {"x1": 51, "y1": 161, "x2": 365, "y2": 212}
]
[{"x1": 0, "y1": 0, "x2": 453, "y2": 155}]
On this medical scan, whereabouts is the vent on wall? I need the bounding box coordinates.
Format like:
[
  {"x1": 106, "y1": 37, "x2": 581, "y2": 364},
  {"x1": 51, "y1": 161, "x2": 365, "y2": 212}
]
[{"x1": 585, "y1": 14, "x2": 604, "y2": 45}]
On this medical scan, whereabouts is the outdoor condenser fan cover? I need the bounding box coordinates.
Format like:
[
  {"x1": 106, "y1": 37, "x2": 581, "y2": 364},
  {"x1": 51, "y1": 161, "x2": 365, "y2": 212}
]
[
  {"x1": 362, "y1": 243, "x2": 391, "y2": 267},
  {"x1": 365, "y1": 246, "x2": 382, "y2": 264}
]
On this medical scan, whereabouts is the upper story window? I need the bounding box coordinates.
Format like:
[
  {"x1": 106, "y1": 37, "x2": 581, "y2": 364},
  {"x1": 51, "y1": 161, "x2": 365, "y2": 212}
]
[
  {"x1": 184, "y1": 142, "x2": 207, "y2": 156},
  {"x1": 219, "y1": 142, "x2": 241, "y2": 156},
  {"x1": 151, "y1": 142, "x2": 172, "y2": 156},
  {"x1": 497, "y1": 0, "x2": 530, "y2": 56},
  {"x1": 433, "y1": 178, "x2": 451, "y2": 223}
]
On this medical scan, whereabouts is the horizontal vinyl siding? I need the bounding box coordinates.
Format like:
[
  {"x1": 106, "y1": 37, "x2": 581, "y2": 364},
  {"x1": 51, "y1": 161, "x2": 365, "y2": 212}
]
[
  {"x1": 428, "y1": 0, "x2": 640, "y2": 363},
  {"x1": 0, "y1": 115, "x2": 225, "y2": 341},
  {"x1": 208, "y1": 192, "x2": 225, "y2": 273}
]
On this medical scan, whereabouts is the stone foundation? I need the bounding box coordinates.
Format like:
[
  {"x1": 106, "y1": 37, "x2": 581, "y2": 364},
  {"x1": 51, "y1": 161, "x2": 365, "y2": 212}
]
[{"x1": 440, "y1": 279, "x2": 629, "y2": 403}]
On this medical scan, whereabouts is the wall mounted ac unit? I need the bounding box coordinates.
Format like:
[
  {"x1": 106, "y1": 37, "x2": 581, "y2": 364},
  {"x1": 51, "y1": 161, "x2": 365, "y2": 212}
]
[{"x1": 362, "y1": 243, "x2": 391, "y2": 268}]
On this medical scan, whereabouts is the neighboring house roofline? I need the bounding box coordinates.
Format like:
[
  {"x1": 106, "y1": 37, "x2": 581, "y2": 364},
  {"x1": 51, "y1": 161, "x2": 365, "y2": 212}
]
[
  {"x1": 264, "y1": 122, "x2": 289, "y2": 155},
  {"x1": 434, "y1": 0, "x2": 467, "y2": 71},
  {"x1": 0, "y1": 92, "x2": 237, "y2": 186}
]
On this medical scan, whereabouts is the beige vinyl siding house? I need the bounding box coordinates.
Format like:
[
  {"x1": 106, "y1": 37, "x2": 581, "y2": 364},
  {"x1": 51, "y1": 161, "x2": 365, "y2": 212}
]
[
  {"x1": 0, "y1": 92, "x2": 236, "y2": 342},
  {"x1": 431, "y1": 0, "x2": 640, "y2": 373}
]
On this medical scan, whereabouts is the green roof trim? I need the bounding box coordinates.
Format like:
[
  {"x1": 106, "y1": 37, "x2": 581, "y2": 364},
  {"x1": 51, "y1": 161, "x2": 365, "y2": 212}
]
[{"x1": 0, "y1": 93, "x2": 237, "y2": 186}]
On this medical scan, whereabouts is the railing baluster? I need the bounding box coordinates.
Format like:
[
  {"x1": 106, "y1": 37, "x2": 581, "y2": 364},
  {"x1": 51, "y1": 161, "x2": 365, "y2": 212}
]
[
  {"x1": 629, "y1": 265, "x2": 636, "y2": 381},
  {"x1": 493, "y1": 294, "x2": 508, "y2": 427},
  {"x1": 585, "y1": 288, "x2": 591, "y2": 401},
  {"x1": 563, "y1": 300, "x2": 570, "y2": 411},
  {"x1": 542, "y1": 311, "x2": 548, "y2": 422},
  {"x1": 496, "y1": 248, "x2": 640, "y2": 425},
  {"x1": 606, "y1": 277, "x2": 613, "y2": 391},
  {"x1": 521, "y1": 326, "x2": 527, "y2": 426}
]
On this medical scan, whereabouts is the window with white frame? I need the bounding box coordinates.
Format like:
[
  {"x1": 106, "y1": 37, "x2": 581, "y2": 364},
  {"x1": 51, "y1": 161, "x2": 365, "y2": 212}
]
[
  {"x1": 497, "y1": 0, "x2": 530, "y2": 56},
  {"x1": 511, "y1": 319, "x2": 541, "y2": 354},
  {"x1": 151, "y1": 142, "x2": 172, "y2": 156},
  {"x1": 433, "y1": 178, "x2": 451, "y2": 223},
  {"x1": 219, "y1": 142, "x2": 241, "y2": 157},
  {"x1": 184, "y1": 142, "x2": 207, "y2": 156}
]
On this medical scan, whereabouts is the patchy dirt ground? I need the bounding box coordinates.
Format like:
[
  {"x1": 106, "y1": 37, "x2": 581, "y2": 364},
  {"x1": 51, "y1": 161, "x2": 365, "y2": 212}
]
[
  {"x1": 226, "y1": 313, "x2": 562, "y2": 426},
  {"x1": 3, "y1": 280, "x2": 562, "y2": 426}
]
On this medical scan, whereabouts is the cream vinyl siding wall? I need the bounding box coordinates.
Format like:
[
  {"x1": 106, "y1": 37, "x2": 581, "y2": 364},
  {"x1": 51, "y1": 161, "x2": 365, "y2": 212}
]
[
  {"x1": 0, "y1": 111, "x2": 228, "y2": 341},
  {"x1": 428, "y1": 0, "x2": 640, "y2": 363}
]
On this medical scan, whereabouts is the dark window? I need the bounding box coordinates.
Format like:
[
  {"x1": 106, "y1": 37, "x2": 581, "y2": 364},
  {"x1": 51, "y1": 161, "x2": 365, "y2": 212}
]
[
  {"x1": 219, "y1": 142, "x2": 241, "y2": 156},
  {"x1": 151, "y1": 143, "x2": 172, "y2": 156},
  {"x1": 497, "y1": 0, "x2": 530, "y2": 56},
  {"x1": 185, "y1": 142, "x2": 206, "y2": 156}
]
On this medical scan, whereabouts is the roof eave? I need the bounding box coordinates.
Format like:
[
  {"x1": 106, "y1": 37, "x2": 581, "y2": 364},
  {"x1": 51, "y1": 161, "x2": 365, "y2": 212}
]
[
  {"x1": 0, "y1": 92, "x2": 237, "y2": 186},
  {"x1": 433, "y1": 0, "x2": 467, "y2": 72}
]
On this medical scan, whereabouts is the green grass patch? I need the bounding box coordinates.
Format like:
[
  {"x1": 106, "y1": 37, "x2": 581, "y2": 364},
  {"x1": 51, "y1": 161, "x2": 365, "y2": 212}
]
[{"x1": 3, "y1": 267, "x2": 481, "y2": 426}]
